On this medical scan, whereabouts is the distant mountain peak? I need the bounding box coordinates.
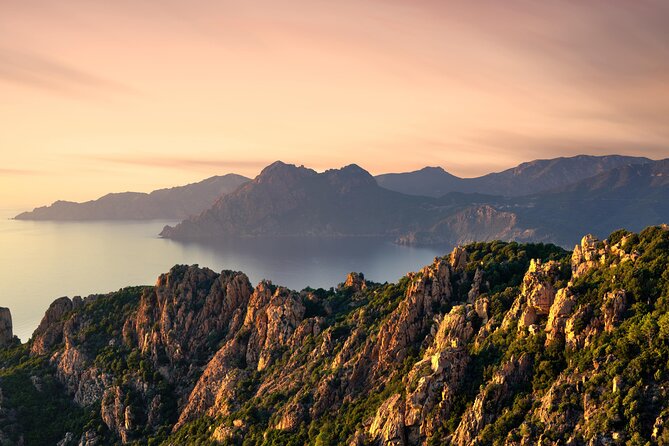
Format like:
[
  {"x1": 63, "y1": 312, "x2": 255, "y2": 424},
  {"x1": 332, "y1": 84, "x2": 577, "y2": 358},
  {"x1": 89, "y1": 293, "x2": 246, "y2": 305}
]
[
  {"x1": 324, "y1": 164, "x2": 377, "y2": 191},
  {"x1": 258, "y1": 160, "x2": 296, "y2": 175},
  {"x1": 326, "y1": 164, "x2": 374, "y2": 179},
  {"x1": 419, "y1": 166, "x2": 447, "y2": 173},
  {"x1": 377, "y1": 154, "x2": 653, "y2": 198},
  {"x1": 338, "y1": 163, "x2": 367, "y2": 172},
  {"x1": 255, "y1": 161, "x2": 317, "y2": 184}
]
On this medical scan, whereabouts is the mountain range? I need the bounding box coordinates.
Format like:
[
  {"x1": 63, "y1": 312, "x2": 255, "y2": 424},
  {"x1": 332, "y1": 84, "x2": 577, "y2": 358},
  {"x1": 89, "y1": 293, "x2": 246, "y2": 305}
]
[
  {"x1": 14, "y1": 174, "x2": 250, "y2": 221},
  {"x1": 160, "y1": 162, "x2": 485, "y2": 240},
  {"x1": 2, "y1": 226, "x2": 669, "y2": 444},
  {"x1": 375, "y1": 155, "x2": 652, "y2": 197},
  {"x1": 15, "y1": 155, "x2": 669, "y2": 248},
  {"x1": 162, "y1": 156, "x2": 669, "y2": 247}
]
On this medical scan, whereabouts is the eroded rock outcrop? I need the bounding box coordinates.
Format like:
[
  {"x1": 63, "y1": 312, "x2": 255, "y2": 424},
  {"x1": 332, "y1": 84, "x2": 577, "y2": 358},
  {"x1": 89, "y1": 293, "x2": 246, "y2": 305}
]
[
  {"x1": 602, "y1": 290, "x2": 626, "y2": 332},
  {"x1": 449, "y1": 246, "x2": 468, "y2": 271},
  {"x1": 522, "y1": 259, "x2": 561, "y2": 316},
  {"x1": 244, "y1": 282, "x2": 306, "y2": 371},
  {"x1": 452, "y1": 354, "x2": 532, "y2": 445},
  {"x1": 572, "y1": 234, "x2": 600, "y2": 279},
  {"x1": 174, "y1": 280, "x2": 307, "y2": 430},
  {"x1": 504, "y1": 259, "x2": 564, "y2": 332},
  {"x1": 126, "y1": 266, "x2": 253, "y2": 371},
  {"x1": 368, "y1": 394, "x2": 406, "y2": 446},
  {"x1": 31, "y1": 296, "x2": 82, "y2": 354},
  {"x1": 101, "y1": 386, "x2": 132, "y2": 443},
  {"x1": 358, "y1": 303, "x2": 480, "y2": 445},
  {"x1": 403, "y1": 305, "x2": 475, "y2": 442},
  {"x1": 545, "y1": 287, "x2": 577, "y2": 344},
  {"x1": 342, "y1": 272, "x2": 368, "y2": 292},
  {"x1": 571, "y1": 234, "x2": 639, "y2": 280},
  {"x1": 371, "y1": 258, "x2": 453, "y2": 375}
]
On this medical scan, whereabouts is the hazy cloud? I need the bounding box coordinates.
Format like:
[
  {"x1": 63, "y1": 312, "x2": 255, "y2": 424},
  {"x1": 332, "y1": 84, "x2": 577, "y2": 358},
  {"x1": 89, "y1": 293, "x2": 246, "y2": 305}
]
[
  {"x1": 0, "y1": 167, "x2": 41, "y2": 176},
  {"x1": 0, "y1": 48, "x2": 136, "y2": 95},
  {"x1": 87, "y1": 154, "x2": 271, "y2": 172},
  {"x1": 0, "y1": 168, "x2": 38, "y2": 176},
  {"x1": 1, "y1": 0, "x2": 668, "y2": 208},
  {"x1": 467, "y1": 130, "x2": 668, "y2": 161}
]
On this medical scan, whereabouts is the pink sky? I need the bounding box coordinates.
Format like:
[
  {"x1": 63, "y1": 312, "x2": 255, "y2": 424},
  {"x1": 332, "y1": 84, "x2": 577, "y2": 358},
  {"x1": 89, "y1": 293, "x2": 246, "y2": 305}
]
[{"x1": 1, "y1": 0, "x2": 668, "y2": 209}]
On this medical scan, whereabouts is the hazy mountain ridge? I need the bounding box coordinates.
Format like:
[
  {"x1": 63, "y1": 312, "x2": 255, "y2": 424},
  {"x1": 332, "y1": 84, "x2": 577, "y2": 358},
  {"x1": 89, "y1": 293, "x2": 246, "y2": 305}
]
[
  {"x1": 14, "y1": 174, "x2": 250, "y2": 221},
  {"x1": 508, "y1": 158, "x2": 669, "y2": 245},
  {"x1": 13, "y1": 155, "x2": 669, "y2": 249},
  {"x1": 160, "y1": 162, "x2": 538, "y2": 245},
  {"x1": 403, "y1": 158, "x2": 669, "y2": 247},
  {"x1": 376, "y1": 155, "x2": 652, "y2": 197},
  {"x1": 160, "y1": 161, "x2": 451, "y2": 239},
  {"x1": 2, "y1": 226, "x2": 669, "y2": 444},
  {"x1": 161, "y1": 157, "x2": 669, "y2": 248}
]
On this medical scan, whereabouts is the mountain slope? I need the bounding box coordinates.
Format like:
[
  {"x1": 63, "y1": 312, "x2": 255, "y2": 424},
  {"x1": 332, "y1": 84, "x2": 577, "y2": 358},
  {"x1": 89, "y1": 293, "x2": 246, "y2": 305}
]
[
  {"x1": 160, "y1": 162, "x2": 540, "y2": 245},
  {"x1": 2, "y1": 226, "x2": 669, "y2": 444},
  {"x1": 160, "y1": 159, "x2": 669, "y2": 249},
  {"x1": 15, "y1": 174, "x2": 250, "y2": 221},
  {"x1": 407, "y1": 159, "x2": 669, "y2": 247},
  {"x1": 376, "y1": 155, "x2": 652, "y2": 197},
  {"x1": 374, "y1": 166, "x2": 463, "y2": 197},
  {"x1": 160, "y1": 161, "x2": 479, "y2": 239},
  {"x1": 512, "y1": 158, "x2": 669, "y2": 245}
]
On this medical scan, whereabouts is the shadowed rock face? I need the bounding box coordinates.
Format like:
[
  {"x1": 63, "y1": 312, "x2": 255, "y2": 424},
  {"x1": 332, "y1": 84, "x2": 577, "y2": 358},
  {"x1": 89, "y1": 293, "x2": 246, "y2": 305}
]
[
  {"x1": 31, "y1": 296, "x2": 82, "y2": 354},
  {"x1": 0, "y1": 307, "x2": 12, "y2": 347}
]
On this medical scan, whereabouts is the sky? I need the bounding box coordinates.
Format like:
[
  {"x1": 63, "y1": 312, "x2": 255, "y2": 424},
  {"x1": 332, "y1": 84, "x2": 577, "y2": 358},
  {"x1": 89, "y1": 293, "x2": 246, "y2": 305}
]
[{"x1": 1, "y1": 0, "x2": 669, "y2": 209}]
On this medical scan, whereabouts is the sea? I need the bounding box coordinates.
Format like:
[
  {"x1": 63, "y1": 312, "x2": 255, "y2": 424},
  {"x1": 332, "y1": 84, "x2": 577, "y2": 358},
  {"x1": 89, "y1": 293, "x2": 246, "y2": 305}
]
[{"x1": 0, "y1": 209, "x2": 445, "y2": 341}]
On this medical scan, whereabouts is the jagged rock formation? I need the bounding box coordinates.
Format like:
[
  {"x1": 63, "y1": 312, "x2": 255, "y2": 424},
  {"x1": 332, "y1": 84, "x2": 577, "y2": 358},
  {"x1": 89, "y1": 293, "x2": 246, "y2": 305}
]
[
  {"x1": 123, "y1": 266, "x2": 253, "y2": 379},
  {"x1": 31, "y1": 296, "x2": 83, "y2": 354},
  {"x1": 341, "y1": 272, "x2": 368, "y2": 292},
  {"x1": 2, "y1": 225, "x2": 669, "y2": 445}
]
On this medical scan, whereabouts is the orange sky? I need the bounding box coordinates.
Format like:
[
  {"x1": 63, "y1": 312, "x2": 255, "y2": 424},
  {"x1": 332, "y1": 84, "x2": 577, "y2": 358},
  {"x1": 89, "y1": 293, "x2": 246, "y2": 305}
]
[{"x1": 1, "y1": 0, "x2": 669, "y2": 209}]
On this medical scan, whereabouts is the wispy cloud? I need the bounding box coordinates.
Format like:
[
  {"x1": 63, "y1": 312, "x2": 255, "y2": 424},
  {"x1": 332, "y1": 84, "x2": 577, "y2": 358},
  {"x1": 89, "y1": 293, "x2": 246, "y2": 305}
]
[
  {"x1": 0, "y1": 48, "x2": 136, "y2": 95},
  {"x1": 0, "y1": 167, "x2": 38, "y2": 176},
  {"x1": 86, "y1": 154, "x2": 271, "y2": 173},
  {"x1": 467, "y1": 130, "x2": 668, "y2": 161}
]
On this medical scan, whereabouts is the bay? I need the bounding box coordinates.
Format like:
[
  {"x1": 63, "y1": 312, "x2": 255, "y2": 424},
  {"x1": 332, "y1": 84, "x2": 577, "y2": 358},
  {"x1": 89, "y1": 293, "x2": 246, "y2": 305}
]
[{"x1": 0, "y1": 210, "x2": 445, "y2": 342}]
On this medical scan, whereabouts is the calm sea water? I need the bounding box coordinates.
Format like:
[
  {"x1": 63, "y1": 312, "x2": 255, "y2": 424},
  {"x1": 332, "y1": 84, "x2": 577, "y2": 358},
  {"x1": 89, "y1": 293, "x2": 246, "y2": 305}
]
[{"x1": 0, "y1": 210, "x2": 445, "y2": 342}]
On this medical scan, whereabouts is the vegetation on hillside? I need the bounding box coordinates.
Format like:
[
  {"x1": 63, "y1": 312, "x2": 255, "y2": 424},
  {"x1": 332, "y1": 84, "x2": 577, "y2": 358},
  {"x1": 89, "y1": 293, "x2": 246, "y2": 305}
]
[{"x1": 1, "y1": 227, "x2": 669, "y2": 445}]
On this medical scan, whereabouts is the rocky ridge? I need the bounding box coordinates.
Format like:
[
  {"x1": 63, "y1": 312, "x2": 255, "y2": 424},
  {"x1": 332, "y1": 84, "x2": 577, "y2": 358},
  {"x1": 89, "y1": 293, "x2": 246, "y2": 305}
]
[
  {"x1": 1, "y1": 226, "x2": 669, "y2": 445},
  {"x1": 375, "y1": 155, "x2": 653, "y2": 198}
]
